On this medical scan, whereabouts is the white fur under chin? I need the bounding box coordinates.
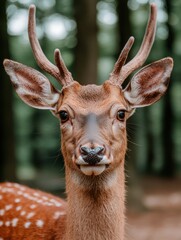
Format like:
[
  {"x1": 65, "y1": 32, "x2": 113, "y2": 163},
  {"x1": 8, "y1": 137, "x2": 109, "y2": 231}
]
[{"x1": 80, "y1": 165, "x2": 106, "y2": 176}]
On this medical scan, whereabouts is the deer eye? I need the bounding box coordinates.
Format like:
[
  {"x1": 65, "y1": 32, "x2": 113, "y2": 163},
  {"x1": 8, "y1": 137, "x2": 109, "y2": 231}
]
[
  {"x1": 59, "y1": 111, "x2": 69, "y2": 123},
  {"x1": 117, "y1": 110, "x2": 126, "y2": 121}
]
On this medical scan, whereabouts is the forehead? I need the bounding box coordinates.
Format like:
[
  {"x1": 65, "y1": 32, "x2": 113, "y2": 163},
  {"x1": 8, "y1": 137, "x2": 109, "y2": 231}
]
[{"x1": 58, "y1": 81, "x2": 128, "y2": 113}]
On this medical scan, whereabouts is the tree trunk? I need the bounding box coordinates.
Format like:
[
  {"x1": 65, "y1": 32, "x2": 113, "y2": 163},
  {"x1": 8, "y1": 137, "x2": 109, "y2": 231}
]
[
  {"x1": 117, "y1": 0, "x2": 131, "y2": 54},
  {"x1": 116, "y1": 0, "x2": 143, "y2": 210},
  {"x1": 0, "y1": 0, "x2": 16, "y2": 181},
  {"x1": 73, "y1": 0, "x2": 98, "y2": 84},
  {"x1": 161, "y1": 0, "x2": 175, "y2": 177}
]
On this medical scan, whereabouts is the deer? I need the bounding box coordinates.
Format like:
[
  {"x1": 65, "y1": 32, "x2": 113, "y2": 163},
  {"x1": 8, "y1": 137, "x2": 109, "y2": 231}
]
[{"x1": 0, "y1": 3, "x2": 173, "y2": 240}]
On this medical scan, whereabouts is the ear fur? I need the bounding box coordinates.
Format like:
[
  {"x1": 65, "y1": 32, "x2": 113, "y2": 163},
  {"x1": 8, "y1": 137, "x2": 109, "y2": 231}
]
[
  {"x1": 123, "y1": 57, "x2": 173, "y2": 108},
  {"x1": 3, "y1": 59, "x2": 60, "y2": 110}
]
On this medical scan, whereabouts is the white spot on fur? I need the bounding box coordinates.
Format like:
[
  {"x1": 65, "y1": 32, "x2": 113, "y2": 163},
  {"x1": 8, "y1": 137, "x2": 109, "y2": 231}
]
[
  {"x1": 50, "y1": 199, "x2": 57, "y2": 203},
  {"x1": 0, "y1": 221, "x2": 3, "y2": 227},
  {"x1": 17, "y1": 190, "x2": 23, "y2": 195},
  {"x1": 42, "y1": 196, "x2": 48, "y2": 201},
  {"x1": 50, "y1": 199, "x2": 62, "y2": 207},
  {"x1": 6, "y1": 183, "x2": 12, "y2": 187},
  {"x1": 5, "y1": 205, "x2": 13, "y2": 211},
  {"x1": 12, "y1": 218, "x2": 19, "y2": 227},
  {"x1": 23, "y1": 193, "x2": 30, "y2": 198},
  {"x1": 15, "y1": 198, "x2": 21, "y2": 203},
  {"x1": 19, "y1": 186, "x2": 26, "y2": 191},
  {"x1": 0, "y1": 210, "x2": 5, "y2": 216},
  {"x1": 36, "y1": 219, "x2": 44, "y2": 228},
  {"x1": 33, "y1": 192, "x2": 40, "y2": 197},
  {"x1": 45, "y1": 202, "x2": 53, "y2": 206},
  {"x1": 20, "y1": 211, "x2": 26, "y2": 216},
  {"x1": 1, "y1": 188, "x2": 14, "y2": 194},
  {"x1": 27, "y1": 212, "x2": 35, "y2": 219},
  {"x1": 14, "y1": 183, "x2": 21, "y2": 188},
  {"x1": 0, "y1": 237, "x2": 4, "y2": 240},
  {"x1": 16, "y1": 206, "x2": 22, "y2": 211},
  {"x1": 27, "y1": 195, "x2": 36, "y2": 201},
  {"x1": 5, "y1": 221, "x2": 10, "y2": 227},
  {"x1": 53, "y1": 211, "x2": 66, "y2": 219},
  {"x1": 55, "y1": 203, "x2": 62, "y2": 207},
  {"x1": 24, "y1": 222, "x2": 31, "y2": 228},
  {"x1": 30, "y1": 204, "x2": 36, "y2": 209},
  {"x1": 1, "y1": 188, "x2": 7, "y2": 193}
]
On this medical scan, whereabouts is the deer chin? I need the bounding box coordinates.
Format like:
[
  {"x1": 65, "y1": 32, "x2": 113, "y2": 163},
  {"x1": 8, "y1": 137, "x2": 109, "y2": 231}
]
[{"x1": 79, "y1": 165, "x2": 107, "y2": 176}]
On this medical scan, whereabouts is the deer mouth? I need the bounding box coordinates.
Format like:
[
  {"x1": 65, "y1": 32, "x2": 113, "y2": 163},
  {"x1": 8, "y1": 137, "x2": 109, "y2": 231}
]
[
  {"x1": 76, "y1": 155, "x2": 111, "y2": 176},
  {"x1": 78, "y1": 164, "x2": 109, "y2": 176}
]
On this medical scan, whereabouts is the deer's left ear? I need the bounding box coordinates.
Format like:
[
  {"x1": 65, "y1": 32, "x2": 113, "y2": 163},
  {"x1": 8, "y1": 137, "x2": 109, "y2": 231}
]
[
  {"x1": 4, "y1": 59, "x2": 60, "y2": 110},
  {"x1": 123, "y1": 57, "x2": 173, "y2": 108}
]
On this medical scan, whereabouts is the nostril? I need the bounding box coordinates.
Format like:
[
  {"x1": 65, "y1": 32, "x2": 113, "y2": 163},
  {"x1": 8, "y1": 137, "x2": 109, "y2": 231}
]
[
  {"x1": 80, "y1": 146, "x2": 90, "y2": 155},
  {"x1": 95, "y1": 146, "x2": 105, "y2": 155}
]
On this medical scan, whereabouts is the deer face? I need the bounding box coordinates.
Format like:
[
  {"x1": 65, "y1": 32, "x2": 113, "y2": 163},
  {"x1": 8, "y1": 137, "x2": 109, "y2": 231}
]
[
  {"x1": 56, "y1": 81, "x2": 132, "y2": 176},
  {"x1": 3, "y1": 4, "x2": 173, "y2": 177}
]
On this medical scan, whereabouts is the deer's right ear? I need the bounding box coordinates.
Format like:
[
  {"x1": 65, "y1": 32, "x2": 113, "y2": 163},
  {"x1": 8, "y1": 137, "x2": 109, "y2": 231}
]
[{"x1": 3, "y1": 59, "x2": 60, "y2": 110}]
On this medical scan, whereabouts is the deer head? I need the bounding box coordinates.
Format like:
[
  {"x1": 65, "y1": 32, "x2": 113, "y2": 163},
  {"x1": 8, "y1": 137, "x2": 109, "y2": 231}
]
[{"x1": 4, "y1": 4, "x2": 173, "y2": 178}]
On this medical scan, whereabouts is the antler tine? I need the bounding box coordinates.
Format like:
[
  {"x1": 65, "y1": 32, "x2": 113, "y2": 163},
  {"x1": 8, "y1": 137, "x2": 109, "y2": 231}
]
[
  {"x1": 109, "y1": 3, "x2": 157, "y2": 86},
  {"x1": 120, "y1": 3, "x2": 157, "y2": 82},
  {"x1": 28, "y1": 5, "x2": 73, "y2": 86},
  {"x1": 109, "y1": 36, "x2": 135, "y2": 85},
  {"x1": 54, "y1": 49, "x2": 73, "y2": 86}
]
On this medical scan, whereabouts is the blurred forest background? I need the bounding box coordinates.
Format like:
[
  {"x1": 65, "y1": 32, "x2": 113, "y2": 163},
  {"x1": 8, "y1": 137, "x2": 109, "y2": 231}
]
[
  {"x1": 0, "y1": 0, "x2": 181, "y2": 238},
  {"x1": 1, "y1": 0, "x2": 181, "y2": 184}
]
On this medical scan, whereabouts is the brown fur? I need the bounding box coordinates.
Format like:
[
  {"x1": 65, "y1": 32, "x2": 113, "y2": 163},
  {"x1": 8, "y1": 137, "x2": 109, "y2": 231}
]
[{"x1": 57, "y1": 82, "x2": 129, "y2": 239}]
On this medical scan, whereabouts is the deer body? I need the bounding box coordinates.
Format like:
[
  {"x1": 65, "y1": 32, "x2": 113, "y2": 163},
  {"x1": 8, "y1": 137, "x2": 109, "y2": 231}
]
[
  {"x1": 0, "y1": 182, "x2": 66, "y2": 239},
  {"x1": 1, "y1": 3, "x2": 173, "y2": 240}
]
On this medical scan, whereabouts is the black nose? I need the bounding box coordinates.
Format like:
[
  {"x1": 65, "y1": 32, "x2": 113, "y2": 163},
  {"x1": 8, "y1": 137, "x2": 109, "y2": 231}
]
[{"x1": 80, "y1": 146, "x2": 105, "y2": 165}]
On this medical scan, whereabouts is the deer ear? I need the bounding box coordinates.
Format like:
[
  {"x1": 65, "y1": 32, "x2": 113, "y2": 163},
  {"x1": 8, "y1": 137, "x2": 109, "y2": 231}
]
[
  {"x1": 123, "y1": 58, "x2": 173, "y2": 108},
  {"x1": 3, "y1": 59, "x2": 60, "y2": 110}
]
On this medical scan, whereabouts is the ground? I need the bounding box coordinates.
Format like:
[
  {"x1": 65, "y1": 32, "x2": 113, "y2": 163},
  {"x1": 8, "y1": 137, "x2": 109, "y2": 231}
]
[{"x1": 126, "y1": 177, "x2": 181, "y2": 240}]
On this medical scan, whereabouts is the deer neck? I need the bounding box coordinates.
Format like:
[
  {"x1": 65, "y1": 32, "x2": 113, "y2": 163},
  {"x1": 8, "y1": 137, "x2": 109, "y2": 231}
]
[{"x1": 64, "y1": 164, "x2": 125, "y2": 240}]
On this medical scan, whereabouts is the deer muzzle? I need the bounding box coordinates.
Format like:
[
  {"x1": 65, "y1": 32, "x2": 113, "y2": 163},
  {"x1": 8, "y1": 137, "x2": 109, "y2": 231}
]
[
  {"x1": 75, "y1": 144, "x2": 111, "y2": 176},
  {"x1": 74, "y1": 113, "x2": 112, "y2": 176}
]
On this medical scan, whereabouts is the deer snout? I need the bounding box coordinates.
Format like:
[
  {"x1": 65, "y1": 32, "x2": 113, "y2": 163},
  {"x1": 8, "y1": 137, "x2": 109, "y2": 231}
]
[
  {"x1": 75, "y1": 144, "x2": 111, "y2": 176},
  {"x1": 80, "y1": 146, "x2": 105, "y2": 165}
]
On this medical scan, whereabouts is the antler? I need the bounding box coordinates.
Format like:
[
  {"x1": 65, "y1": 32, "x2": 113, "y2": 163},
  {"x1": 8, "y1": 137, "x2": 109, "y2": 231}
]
[
  {"x1": 109, "y1": 3, "x2": 157, "y2": 85},
  {"x1": 28, "y1": 5, "x2": 73, "y2": 86}
]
